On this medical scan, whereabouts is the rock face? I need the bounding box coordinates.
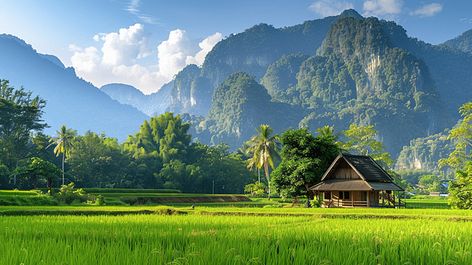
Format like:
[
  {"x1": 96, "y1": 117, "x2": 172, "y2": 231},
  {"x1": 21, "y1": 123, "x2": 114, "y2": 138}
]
[
  {"x1": 163, "y1": 10, "x2": 472, "y2": 157},
  {"x1": 395, "y1": 131, "x2": 453, "y2": 172},
  {"x1": 289, "y1": 17, "x2": 446, "y2": 155},
  {"x1": 0, "y1": 34, "x2": 148, "y2": 140},
  {"x1": 167, "y1": 10, "x2": 362, "y2": 116},
  {"x1": 442, "y1": 29, "x2": 472, "y2": 54}
]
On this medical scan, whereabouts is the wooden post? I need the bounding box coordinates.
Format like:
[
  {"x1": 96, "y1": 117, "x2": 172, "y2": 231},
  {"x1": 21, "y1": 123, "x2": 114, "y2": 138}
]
[
  {"x1": 382, "y1": 191, "x2": 384, "y2": 206},
  {"x1": 367, "y1": 191, "x2": 370, "y2": 207},
  {"x1": 337, "y1": 192, "x2": 340, "y2": 207},
  {"x1": 351, "y1": 192, "x2": 354, "y2": 207}
]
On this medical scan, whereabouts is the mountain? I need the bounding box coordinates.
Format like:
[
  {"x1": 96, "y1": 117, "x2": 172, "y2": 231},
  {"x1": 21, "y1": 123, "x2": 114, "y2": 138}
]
[
  {"x1": 168, "y1": 10, "x2": 363, "y2": 116},
  {"x1": 288, "y1": 16, "x2": 446, "y2": 154},
  {"x1": 395, "y1": 131, "x2": 453, "y2": 173},
  {"x1": 167, "y1": 65, "x2": 212, "y2": 116},
  {"x1": 442, "y1": 29, "x2": 472, "y2": 54},
  {"x1": 101, "y1": 82, "x2": 172, "y2": 116},
  {"x1": 183, "y1": 11, "x2": 472, "y2": 157},
  {"x1": 377, "y1": 22, "x2": 472, "y2": 116},
  {"x1": 0, "y1": 34, "x2": 148, "y2": 140},
  {"x1": 199, "y1": 73, "x2": 303, "y2": 147},
  {"x1": 261, "y1": 53, "x2": 309, "y2": 102}
]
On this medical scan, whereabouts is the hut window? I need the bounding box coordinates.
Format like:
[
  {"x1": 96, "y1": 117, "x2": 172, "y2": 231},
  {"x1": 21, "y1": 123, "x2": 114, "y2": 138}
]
[
  {"x1": 340, "y1": 191, "x2": 350, "y2": 200},
  {"x1": 324, "y1": 192, "x2": 331, "y2": 200}
]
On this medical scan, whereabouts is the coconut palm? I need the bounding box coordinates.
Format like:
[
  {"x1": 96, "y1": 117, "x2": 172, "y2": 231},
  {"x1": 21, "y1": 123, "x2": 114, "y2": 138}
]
[
  {"x1": 246, "y1": 124, "x2": 279, "y2": 198},
  {"x1": 49, "y1": 125, "x2": 76, "y2": 185}
]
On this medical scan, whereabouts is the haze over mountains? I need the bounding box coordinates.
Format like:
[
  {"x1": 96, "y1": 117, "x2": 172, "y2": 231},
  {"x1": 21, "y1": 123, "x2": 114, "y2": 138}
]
[
  {"x1": 0, "y1": 34, "x2": 148, "y2": 140},
  {"x1": 2, "y1": 9, "x2": 472, "y2": 166}
]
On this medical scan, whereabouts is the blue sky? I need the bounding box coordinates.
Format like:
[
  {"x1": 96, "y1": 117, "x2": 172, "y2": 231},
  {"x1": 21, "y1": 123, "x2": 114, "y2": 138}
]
[{"x1": 0, "y1": 0, "x2": 471, "y2": 93}]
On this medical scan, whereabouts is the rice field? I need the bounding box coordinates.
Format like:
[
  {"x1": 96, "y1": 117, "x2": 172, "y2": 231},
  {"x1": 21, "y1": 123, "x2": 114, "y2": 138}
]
[{"x1": 1, "y1": 207, "x2": 472, "y2": 264}]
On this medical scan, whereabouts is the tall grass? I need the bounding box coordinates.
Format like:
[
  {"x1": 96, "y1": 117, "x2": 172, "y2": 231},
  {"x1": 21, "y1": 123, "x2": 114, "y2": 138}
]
[{"x1": 1, "y1": 213, "x2": 472, "y2": 264}]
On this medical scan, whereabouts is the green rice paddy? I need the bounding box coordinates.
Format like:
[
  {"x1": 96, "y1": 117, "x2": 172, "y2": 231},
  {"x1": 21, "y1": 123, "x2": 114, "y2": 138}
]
[{"x1": 0, "y1": 206, "x2": 471, "y2": 265}]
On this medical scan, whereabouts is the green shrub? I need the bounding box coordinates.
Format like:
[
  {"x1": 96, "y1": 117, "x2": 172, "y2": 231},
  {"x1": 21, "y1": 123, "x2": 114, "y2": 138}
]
[
  {"x1": 244, "y1": 182, "x2": 266, "y2": 197},
  {"x1": 54, "y1": 183, "x2": 88, "y2": 204}
]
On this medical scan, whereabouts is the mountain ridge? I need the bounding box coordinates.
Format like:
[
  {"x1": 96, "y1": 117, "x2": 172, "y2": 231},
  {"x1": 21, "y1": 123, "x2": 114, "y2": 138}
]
[{"x1": 0, "y1": 34, "x2": 148, "y2": 140}]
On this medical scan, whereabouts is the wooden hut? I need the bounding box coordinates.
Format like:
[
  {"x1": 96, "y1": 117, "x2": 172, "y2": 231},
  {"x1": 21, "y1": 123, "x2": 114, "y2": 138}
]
[{"x1": 310, "y1": 153, "x2": 404, "y2": 208}]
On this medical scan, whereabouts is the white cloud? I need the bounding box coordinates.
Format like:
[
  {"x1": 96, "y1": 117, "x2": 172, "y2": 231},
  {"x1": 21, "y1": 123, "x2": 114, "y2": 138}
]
[
  {"x1": 156, "y1": 29, "x2": 193, "y2": 80},
  {"x1": 69, "y1": 24, "x2": 222, "y2": 94},
  {"x1": 69, "y1": 45, "x2": 100, "y2": 73},
  {"x1": 100, "y1": 23, "x2": 148, "y2": 66},
  {"x1": 363, "y1": 0, "x2": 403, "y2": 17},
  {"x1": 309, "y1": 0, "x2": 354, "y2": 17},
  {"x1": 410, "y1": 3, "x2": 442, "y2": 17},
  {"x1": 186, "y1": 32, "x2": 223, "y2": 66}
]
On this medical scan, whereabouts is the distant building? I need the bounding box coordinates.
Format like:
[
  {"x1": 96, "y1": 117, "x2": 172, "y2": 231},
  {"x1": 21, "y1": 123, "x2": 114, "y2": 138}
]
[{"x1": 310, "y1": 153, "x2": 404, "y2": 208}]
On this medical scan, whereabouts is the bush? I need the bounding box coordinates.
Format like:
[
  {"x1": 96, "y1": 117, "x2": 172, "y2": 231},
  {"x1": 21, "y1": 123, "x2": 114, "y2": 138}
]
[
  {"x1": 54, "y1": 182, "x2": 88, "y2": 204},
  {"x1": 244, "y1": 182, "x2": 266, "y2": 197}
]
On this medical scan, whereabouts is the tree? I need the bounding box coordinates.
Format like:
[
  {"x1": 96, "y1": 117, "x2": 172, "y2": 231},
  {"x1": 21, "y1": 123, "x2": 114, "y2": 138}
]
[
  {"x1": 448, "y1": 162, "x2": 472, "y2": 209},
  {"x1": 15, "y1": 157, "x2": 61, "y2": 192},
  {"x1": 50, "y1": 125, "x2": 76, "y2": 185},
  {"x1": 340, "y1": 124, "x2": 393, "y2": 167},
  {"x1": 0, "y1": 163, "x2": 9, "y2": 189},
  {"x1": 68, "y1": 132, "x2": 132, "y2": 188},
  {"x1": 272, "y1": 127, "x2": 340, "y2": 199},
  {"x1": 0, "y1": 80, "x2": 46, "y2": 185},
  {"x1": 418, "y1": 174, "x2": 443, "y2": 193},
  {"x1": 439, "y1": 102, "x2": 472, "y2": 171},
  {"x1": 245, "y1": 125, "x2": 279, "y2": 198},
  {"x1": 440, "y1": 102, "x2": 472, "y2": 208}
]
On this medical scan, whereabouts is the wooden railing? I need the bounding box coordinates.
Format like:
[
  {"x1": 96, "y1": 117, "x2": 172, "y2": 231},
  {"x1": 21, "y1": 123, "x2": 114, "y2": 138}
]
[{"x1": 323, "y1": 199, "x2": 368, "y2": 207}]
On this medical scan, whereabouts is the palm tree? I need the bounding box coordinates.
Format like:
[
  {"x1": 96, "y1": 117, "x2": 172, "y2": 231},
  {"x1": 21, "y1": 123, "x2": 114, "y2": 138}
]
[
  {"x1": 246, "y1": 124, "x2": 279, "y2": 198},
  {"x1": 49, "y1": 125, "x2": 75, "y2": 185}
]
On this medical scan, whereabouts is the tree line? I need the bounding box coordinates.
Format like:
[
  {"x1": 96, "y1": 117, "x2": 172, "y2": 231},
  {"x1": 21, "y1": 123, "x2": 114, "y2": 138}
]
[{"x1": 1, "y1": 79, "x2": 472, "y2": 208}]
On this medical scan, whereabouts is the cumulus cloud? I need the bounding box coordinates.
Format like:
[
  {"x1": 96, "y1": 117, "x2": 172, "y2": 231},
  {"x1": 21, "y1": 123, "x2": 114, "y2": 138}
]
[
  {"x1": 69, "y1": 45, "x2": 100, "y2": 73},
  {"x1": 410, "y1": 3, "x2": 442, "y2": 17},
  {"x1": 363, "y1": 0, "x2": 403, "y2": 17},
  {"x1": 156, "y1": 29, "x2": 193, "y2": 80},
  {"x1": 309, "y1": 0, "x2": 354, "y2": 17},
  {"x1": 186, "y1": 32, "x2": 223, "y2": 66},
  {"x1": 69, "y1": 24, "x2": 222, "y2": 94},
  {"x1": 100, "y1": 23, "x2": 148, "y2": 66}
]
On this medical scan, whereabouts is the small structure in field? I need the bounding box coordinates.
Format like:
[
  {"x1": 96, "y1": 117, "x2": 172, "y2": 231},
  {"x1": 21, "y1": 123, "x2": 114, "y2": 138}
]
[{"x1": 310, "y1": 153, "x2": 404, "y2": 208}]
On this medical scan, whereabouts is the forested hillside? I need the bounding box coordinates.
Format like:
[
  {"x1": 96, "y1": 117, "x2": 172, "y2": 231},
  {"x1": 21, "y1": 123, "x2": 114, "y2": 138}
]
[{"x1": 4, "y1": 9, "x2": 472, "y2": 162}]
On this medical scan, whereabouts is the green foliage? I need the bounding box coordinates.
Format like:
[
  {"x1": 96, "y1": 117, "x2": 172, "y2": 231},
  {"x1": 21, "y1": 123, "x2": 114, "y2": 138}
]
[
  {"x1": 396, "y1": 131, "x2": 452, "y2": 174},
  {"x1": 261, "y1": 53, "x2": 309, "y2": 102},
  {"x1": 68, "y1": 132, "x2": 131, "y2": 188},
  {"x1": 0, "y1": 79, "x2": 46, "y2": 178},
  {"x1": 125, "y1": 112, "x2": 191, "y2": 163},
  {"x1": 440, "y1": 102, "x2": 472, "y2": 208},
  {"x1": 244, "y1": 181, "x2": 266, "y2": 197},
  {"x1": 54, "y1": 182, "x2": 87, "y2": 204},
  {"x1": 449, "y1": 162, "x2": 472, "y2": 209},
  {"x1": 50, "y1": 125, "x2": 77, "y2": 185},
  {"x1": 418, "y1": 174, "x2": 444, "y2": 193},
  {"x1": 245, "y1": 124, "x2": 280, "y2": 197},
  {"x1": 0, "y1": 163, "x2": 9, "y2": 188},
  {"x1": 14, "y1": 157, "x2": 61, "y2": 191},
  {"x1": 272, "y1": 127, "x2": 340, "y2": 198},
  {"x1": 439, "y1": 102, "x2": 472, "y2": 171},
  {"x1": 203, "y1": 72, "x2": 302, "y2": 148},
  {"x1": 341, "y1": 124, "x2": 393, "y2": 166}
]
